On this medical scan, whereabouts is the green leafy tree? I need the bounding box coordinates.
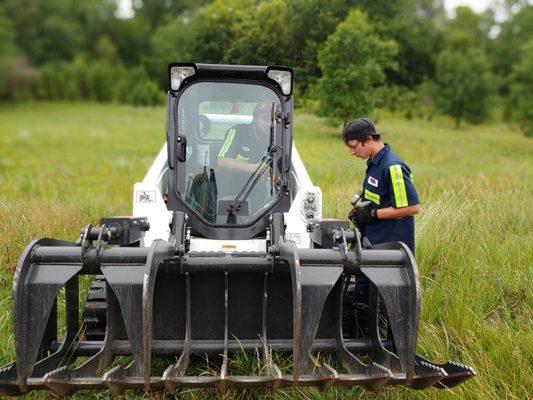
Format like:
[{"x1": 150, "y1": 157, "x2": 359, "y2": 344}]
[
  {"x1": 0, "y1": 4, "x2": 17, "y2": 97},
  {"x1": 147, "y1": 0, "x2": 249, "y2": 71},
  {"x1": 489, "y1": 5, "x2": 533, "y2": 88},
  {"x1": 107, "y1": 17, "x2": 151, "y2": 65},
  {"x1": 350, "y1": 0, "x2": 409, "y2": 22},
  {"x1": 286, "y1": 0, "x2": 351, "y2": 96},
  {"x1": 316, "y1": 9, "x2": 397, "y2": 123},
  {"x1": 383, "y1": 13, "x2": 443, "y2": 87},
  {"x1": 0, "y1": 5, "x2": 39, "y2": 100},
  {"x1": 508, "y1": 40, "x2": 533, "y2": 136},
  {"x1": 0, "y1": 5, "x2": 16, "y2": 56},
  {"x1": 133, "y1": 0, "x2": 209, "y2": 31},
  {"x1": 147, "y1": 17, "x2": 195, "y2": 88},
  {"x1": 95, "y1": 36, "x2": 118, "y2": 64},
  {"x1": 190, "y1": 0, "x2": 255, "y2": 64},
  {"x1": 33, "y1": 16, "x2": 85, "y2": 63},
  {"x1": 434, "y1": 47, "x2": 493, "y2": 128},
  {"x1": 2, "y1": 0, "x2": 87, "y2": 65},
  {"x1": 444, "y1": 6, "x2": 494, "y2": 50},
  {"x1": 226, "y1": 0, "x2": 290, "y2": 65}
]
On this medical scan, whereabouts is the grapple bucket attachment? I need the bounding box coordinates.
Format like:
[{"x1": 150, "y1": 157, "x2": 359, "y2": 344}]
[{"x1": 0, "y1": 222, "x2": 475, "y2": 396}]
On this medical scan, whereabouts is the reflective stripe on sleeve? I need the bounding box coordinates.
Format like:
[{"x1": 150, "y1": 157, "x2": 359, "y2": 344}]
[
  {"x1": 218, "y1": 129, "x2": 236, "y2": 157},
  {"x1": 389, "y1": 164, "x2": 408, "y2": 207},
  {"x1": 364, "y1": 189, "x2": 380, "y2": 205}
]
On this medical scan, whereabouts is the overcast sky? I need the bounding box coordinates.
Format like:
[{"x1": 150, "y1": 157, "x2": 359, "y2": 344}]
[{"x1": 444, "y1": 0, "x2": 493, "y2": 15}]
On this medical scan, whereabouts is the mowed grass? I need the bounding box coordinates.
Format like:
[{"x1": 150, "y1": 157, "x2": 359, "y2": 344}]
[{"x1": 0, "y1": 102, "x2": 531, "y2": 400}]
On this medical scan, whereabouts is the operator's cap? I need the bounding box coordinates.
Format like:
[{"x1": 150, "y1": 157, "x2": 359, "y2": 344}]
[{"x1": 343, "y1": 118, "x2": 379, "y2": 142}]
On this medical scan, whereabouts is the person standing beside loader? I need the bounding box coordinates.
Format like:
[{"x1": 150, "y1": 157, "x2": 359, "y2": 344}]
[
  {"x1": 344, "y1": 118, "x2": 420, "y2": 254},
  {"x1": 344, "y1": 118, "x2": 421, "y2": 334}
]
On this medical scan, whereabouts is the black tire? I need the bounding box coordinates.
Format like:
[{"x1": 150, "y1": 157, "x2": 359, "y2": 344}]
[{"x1": 83, "y1": 275, "x2": 107, "y2": 341}]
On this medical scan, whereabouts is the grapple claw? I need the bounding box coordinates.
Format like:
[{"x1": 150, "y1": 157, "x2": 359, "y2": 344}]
[{"x1": 0, "y1": 220, "x2": 474, "y2": 396}]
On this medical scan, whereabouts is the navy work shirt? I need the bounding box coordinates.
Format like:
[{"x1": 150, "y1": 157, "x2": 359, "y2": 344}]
[
  {"x1": 218, "y1": 124, "x2": 266, "y2": 163},
  {"x1": 360, "y1": 143, "x2": 419, "y2": 254}
]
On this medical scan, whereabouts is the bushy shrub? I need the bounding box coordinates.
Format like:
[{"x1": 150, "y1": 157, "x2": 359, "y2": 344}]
[
  {"x1": 115, "y1": 67, "x2": 164, "y2": 106},
  {"x1": 0, "y1": 56, "x2": 39, "y2": 100},
  {"x1": 129, "y1": 79, "x2": 163, "y2": 106},
  {"x1": 374, "y1": 85, "x2": 402, "y2": 112},
  {"x1": 36, "y1": 60, "x2": 162, "y2": 106},
  {"x1": 375, "y1": 82, "x2": 436, "y2": 121},
  {"x1": 85, "y1": 62, "x2": 121, "y2": 102}
]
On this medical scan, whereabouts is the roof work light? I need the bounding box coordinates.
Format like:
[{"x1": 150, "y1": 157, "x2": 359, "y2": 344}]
[
  {"x1": 267, "y1": 68, "x2": 292, "y2": 95},
  {"x1": 169, "y1": 65, "x2": 196, "y2": 91}
]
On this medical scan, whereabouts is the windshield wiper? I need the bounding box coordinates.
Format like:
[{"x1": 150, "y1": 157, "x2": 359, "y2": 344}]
[{"x1": 226, "y1": 103, "x2": 279, "y2": 224}]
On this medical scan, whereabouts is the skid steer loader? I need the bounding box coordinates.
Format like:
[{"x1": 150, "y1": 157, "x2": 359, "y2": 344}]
[{"x1": 0, "y1": 63, "x2": 475, "y2": 396}]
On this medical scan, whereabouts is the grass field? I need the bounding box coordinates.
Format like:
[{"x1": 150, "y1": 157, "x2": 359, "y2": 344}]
[{"x1": 0, "y1": 102, "x2": 531, "y2": 400}]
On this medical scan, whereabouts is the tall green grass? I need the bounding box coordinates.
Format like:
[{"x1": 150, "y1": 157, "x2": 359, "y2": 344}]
[{"x1": 0, "y1": 103, "x2": 531, "y2": 399}]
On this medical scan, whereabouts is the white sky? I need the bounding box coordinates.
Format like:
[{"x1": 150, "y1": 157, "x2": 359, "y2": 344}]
[{"x1": 445, "y1": 0, "x2": 493, "y2": 15}]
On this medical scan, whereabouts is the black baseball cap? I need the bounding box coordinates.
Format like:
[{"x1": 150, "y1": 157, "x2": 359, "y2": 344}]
[{"x1": 343, "y1": 118, "x2": 379, "y2": 142}]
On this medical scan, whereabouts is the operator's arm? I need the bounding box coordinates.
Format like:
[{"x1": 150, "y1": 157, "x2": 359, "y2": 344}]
[{"x1": 217, "y1": 156, "x2": 259, "y2": 174}]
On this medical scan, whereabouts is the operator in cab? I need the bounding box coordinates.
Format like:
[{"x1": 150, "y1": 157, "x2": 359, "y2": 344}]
[{"x1": 217, "y1": 103, "x2": 272, "y2": 173}]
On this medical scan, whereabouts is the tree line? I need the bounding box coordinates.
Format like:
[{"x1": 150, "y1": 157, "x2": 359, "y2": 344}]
[{"x1": 0, "y1": 0, "x2": 531, "y2": 133}]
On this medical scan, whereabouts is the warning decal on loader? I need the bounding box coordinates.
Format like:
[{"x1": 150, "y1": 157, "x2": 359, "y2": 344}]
[{"x1": 136, "y1": 190, "x2": 156, "y2": 203}]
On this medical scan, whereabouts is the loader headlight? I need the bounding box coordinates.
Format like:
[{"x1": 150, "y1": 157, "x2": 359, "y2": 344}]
[
  {"x1": 267, "y1": 68, "x2": 292, "y2": 95},
  {"x1": 169, "y1": 65, "x2": 196, "y2": 91}
]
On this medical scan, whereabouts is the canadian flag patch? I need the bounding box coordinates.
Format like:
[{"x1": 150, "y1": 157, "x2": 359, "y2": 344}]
[{"x1": 368, "y1": 176, "x2": 379, "y2": 187}]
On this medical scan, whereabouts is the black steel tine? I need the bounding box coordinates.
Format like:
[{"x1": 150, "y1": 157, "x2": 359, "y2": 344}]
[
  {"x1": 280, "y1": 241, "x2": 343, "y2": 379},
  {"x1": 29, "y1": 276, "x2": 80, "y2": 377},
  {"x1": 409, "y1": 360, "x2": 447, "y2": 389},
  {"x1": 43, "y1": 280, "x2": 121, "y2": 396},
  {"x1": 333, "y1": 274, "x2": 392, "y2": 390},
  {"x1": 321, "y1": 363, "x2": 338, "y2": 390},
  {"x1": 366, "y1": 284, "x2": 403, "y2": 372},
  {"x1": 162, "y1": 273, "x2": 192, "y2": 395},
  {"x1": 14, "y1": 271, "x2": 82, "y2": 397},
  {"x1": 308, "y1": 355, "x2": 338, "y2": 391},
  {"x1": 101, "y1": 264, "x2": 144, "y2": 376},
  {"x1": 260, "y1": 272, "x2": 281, "y2": 392},
  {"x1": 261, "y1": 272, "x2": 269, "y2": 369},
  {"x1": 415, "y1": 355, "x2": 476, "y2": 389},
  {"x1": 142, "y1": 240, "x2": 175, "y2": 391},
  {"x1": 217, "y1": 272, "x2": 229, "y2": 394},
  {"x1": 102, "y1": 364, "x2": 131, "y2": 395},
  {"x1": 361, "y1": 242, "x2": 420, "y2": 385},
  {"x1": 0, "y1": 362, "x2": 28, "y2": 396},
  {"x1": 70, "y1": 281, "x2": 118, "y2": 375},
  {"x1": 279, "y1": 241, "x2": 302, "y2": 383},
  {"x1": 180, "y1": 273, "x2": 192, "y2": 376},
  {"x1": 12, "y1": 238, "x2": 82, "y2": 391},
  {"x1": 104, "y1": 360, "x2": 164, "y2": 395}
]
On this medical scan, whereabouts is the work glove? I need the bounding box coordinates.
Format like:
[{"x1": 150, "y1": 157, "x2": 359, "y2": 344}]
[{"x1": 348, "y1": 201, "x2": 377, "y2": 225}]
